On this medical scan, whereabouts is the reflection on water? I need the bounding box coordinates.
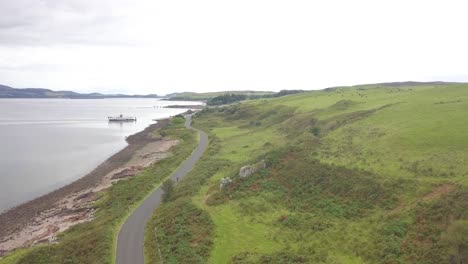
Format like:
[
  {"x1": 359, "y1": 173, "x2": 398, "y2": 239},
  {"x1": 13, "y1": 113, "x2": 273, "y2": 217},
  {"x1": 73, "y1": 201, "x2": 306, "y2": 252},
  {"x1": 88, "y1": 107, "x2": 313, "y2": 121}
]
[
  {"x1": 0, "y1": 98, "x2": 202, "y2": 213},
  {"x1": 107, "y1": 120, "x2": 139, "y2": 130}
]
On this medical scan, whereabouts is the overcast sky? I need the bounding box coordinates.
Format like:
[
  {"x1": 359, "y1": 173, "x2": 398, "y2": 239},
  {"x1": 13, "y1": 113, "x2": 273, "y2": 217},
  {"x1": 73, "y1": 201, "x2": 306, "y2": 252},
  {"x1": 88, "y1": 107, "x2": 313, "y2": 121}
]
[{"x1": 0, "y1": 0, "x2": 467, "y2": 95}]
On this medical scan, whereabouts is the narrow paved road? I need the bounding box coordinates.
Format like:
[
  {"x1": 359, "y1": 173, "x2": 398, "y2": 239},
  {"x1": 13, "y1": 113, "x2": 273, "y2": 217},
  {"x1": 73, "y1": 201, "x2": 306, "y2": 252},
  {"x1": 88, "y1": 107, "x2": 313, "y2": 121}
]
[{"x1": 116, "y1": 115, "x2": 208, "y2": 264}]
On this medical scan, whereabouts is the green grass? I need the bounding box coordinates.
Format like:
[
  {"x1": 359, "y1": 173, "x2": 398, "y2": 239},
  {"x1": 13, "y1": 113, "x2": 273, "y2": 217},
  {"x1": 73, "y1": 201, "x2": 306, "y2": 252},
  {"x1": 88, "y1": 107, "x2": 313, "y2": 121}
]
[
  {"x1": 147, "y1": 82, "x2": 468, "y2": 263},
  {"x1": 192, "y1": 180, "x2": 287, "y2": 263},
  {"x1": 313, "y1": 85, "x2": 468, "y2": 185},
  {"x1": 204, "y1": 204, "x2": 280, "y2": 262},
  {"x1": 166, "y1": 91, "x2": 274, "y2": 101},
  {"x1": 0, "y1": 116, "x2": 198, "y2": 264}
]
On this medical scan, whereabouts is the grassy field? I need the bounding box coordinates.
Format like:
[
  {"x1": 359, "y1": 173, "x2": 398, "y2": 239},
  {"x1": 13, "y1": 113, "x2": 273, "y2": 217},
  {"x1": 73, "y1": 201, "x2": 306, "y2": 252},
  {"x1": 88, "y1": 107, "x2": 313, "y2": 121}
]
[
  {"x1": 165, "y1": 91, "x2": 274, "y2": 101},
  {"x1": 0, "y1": 116, "x2": 198, "y2": 264},
  {"x1": 146, "y1": 82, "x2": 468, "y2": 263}
]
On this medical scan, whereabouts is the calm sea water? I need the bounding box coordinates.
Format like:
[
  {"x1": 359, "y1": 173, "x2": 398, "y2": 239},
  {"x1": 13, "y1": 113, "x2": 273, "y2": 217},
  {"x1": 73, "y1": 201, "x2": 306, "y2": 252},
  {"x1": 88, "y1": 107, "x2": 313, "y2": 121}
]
[{"x1": 0, "y1": 98, "x2": 200, "y2": 213}]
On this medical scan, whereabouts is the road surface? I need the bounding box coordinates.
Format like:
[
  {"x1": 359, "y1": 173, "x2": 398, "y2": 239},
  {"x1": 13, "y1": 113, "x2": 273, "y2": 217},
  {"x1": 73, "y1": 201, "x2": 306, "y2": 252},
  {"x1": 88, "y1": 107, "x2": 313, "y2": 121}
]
[{"x1": 116, "y1": 115, "x2": 208, "y2": 264}]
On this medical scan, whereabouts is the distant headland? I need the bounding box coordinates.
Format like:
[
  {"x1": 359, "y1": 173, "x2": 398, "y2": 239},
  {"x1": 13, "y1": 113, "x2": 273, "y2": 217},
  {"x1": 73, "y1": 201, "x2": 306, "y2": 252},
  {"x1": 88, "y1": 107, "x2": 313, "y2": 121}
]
[{"x1": 0, "y1": 84, "x2": 160, "y2": 99}]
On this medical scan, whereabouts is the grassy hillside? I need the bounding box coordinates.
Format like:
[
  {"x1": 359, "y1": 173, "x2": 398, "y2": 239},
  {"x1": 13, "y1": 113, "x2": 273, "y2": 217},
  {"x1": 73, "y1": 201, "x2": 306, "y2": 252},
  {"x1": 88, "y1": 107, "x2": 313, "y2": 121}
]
[
  {"x1": 165, "y1": 91, "x2": 274, "y2": 101},
  {"x1": 146, "y1": 83, "x2": 468, "y2": 263}
]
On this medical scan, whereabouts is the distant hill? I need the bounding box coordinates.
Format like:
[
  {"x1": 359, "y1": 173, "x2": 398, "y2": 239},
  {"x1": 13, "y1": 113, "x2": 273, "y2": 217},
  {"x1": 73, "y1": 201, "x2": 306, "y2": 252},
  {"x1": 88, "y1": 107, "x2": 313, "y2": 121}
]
[
  {"x1": 0, "y1": 84, "x2": 160, "y2": 99},
  {"x1": 165, "y1": 90, "x2": 275, "y2": 101},
  {"x1": 378, "y1": 81, "x2": 462, "y2": 87},
  {"x1": 321, "y1": 81, "x2": 466, "y2": 92}
]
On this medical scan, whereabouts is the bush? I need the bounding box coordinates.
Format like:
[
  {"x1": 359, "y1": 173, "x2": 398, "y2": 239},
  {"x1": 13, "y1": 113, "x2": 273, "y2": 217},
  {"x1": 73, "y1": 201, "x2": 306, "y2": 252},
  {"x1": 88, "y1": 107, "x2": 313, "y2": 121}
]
[
  {"x1": 311, "y1": 126, "x2": 321, "y2": 136},
  {"x1": 146, "y1": 198, "x2": 214, "y2": 264},
  {"x1": 161, "y1": 179, "x2": 174, "y2": 202}
]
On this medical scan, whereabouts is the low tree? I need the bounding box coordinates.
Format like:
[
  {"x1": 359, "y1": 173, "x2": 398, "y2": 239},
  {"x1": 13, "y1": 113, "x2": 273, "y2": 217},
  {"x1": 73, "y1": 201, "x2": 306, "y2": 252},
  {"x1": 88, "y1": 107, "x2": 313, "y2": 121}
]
[
  {"x1": 311, "y1": 126, "x2": 321, "y2": 136},
  {"x1": 207, "y1": 93, "x2": 247, "y2": 105},
  {"x1": 161, "y1": 179, "x2": 175, "y2": 202}
]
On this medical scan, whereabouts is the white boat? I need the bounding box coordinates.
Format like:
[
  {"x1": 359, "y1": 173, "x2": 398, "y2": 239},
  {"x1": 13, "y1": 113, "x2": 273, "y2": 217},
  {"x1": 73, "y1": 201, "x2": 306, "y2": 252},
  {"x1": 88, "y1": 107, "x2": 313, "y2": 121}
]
[{"x1": 108, "y1": 114, "x2": 137, "y2": 122}]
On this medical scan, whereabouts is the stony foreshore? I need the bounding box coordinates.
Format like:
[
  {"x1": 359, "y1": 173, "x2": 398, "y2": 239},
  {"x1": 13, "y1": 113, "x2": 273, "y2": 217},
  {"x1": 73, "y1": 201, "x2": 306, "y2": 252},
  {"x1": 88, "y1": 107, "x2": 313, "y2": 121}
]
[
  {"x1": 0, "y1": 118, "x2": 176, "y2": 256},
  {"x1": 165, "y1": 104, "x2": 205, "y2": 109}
]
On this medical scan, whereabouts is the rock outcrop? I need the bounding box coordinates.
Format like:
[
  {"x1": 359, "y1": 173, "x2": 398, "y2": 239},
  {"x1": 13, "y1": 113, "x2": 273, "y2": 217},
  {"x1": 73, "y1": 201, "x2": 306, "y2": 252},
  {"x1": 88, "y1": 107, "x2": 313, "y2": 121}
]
[
  {"x1": 111, "y1": 165, "x2": 144, "y2": 179},
  {"x1": 219, "y1": 177, "x2": 233, "y2": 189},
  {"x1": 239, "y1": 160, "x2": 266, "y2": 178}
]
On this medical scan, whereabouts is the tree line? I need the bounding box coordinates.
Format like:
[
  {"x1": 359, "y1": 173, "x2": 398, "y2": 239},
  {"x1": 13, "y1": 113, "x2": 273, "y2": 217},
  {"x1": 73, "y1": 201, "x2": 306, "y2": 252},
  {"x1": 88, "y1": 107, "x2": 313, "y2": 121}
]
[{"x1": 206, "y1": 90, "x2": 306, "y2": 105}]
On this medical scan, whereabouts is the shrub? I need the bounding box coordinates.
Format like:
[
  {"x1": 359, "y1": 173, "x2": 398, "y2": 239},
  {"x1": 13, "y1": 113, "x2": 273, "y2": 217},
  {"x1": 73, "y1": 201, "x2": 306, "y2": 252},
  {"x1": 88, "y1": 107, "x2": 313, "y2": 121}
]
[
  {"x1": 161, "y1": 179, "x2": 174, "y2": 202},
  {"x1": 311, "y1": 126, "x2": 321, "y2": 136}
]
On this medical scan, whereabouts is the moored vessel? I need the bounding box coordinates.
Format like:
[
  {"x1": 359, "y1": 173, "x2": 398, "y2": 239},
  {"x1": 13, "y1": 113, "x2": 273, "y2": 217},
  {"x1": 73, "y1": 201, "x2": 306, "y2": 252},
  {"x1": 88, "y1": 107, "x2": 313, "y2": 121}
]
[{"x1": 108, "y1": 114, "x2": 137, "y2": 122}]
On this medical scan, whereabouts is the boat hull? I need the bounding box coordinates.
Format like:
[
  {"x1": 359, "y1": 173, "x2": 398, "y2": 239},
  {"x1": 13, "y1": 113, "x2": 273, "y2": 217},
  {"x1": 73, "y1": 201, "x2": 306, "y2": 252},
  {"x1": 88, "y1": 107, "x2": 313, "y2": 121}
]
[{"x1": 108, "y1": 117, "x2": 137, "y2": 122}]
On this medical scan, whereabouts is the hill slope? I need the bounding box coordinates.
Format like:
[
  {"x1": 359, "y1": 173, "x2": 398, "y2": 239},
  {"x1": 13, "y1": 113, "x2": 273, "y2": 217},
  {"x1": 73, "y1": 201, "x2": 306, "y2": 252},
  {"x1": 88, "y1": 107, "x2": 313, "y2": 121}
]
[
  {"x1": 165, "y1": 91, "x2": 275, "y2": 101},
  {"x1": 146, "y1": 82, "x2": 468, "y2": 263}
]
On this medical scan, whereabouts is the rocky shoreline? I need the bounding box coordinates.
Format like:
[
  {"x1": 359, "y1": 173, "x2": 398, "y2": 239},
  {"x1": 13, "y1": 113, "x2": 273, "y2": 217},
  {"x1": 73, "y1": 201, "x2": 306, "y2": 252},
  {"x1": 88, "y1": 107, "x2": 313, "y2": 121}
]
[
  {"x1": 165, "y1": 104, "x2": 205, "y2": 109},
  {"x1": 0, "y1": 118, "x2": 176, "y2": 256}
]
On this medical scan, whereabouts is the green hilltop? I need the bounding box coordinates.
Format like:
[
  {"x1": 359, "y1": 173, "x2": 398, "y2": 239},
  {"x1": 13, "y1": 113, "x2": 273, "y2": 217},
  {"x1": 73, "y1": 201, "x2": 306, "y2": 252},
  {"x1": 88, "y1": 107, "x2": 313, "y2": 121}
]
[{"x1": 147, "y1": 82, "x2": 468, "y2": 263}]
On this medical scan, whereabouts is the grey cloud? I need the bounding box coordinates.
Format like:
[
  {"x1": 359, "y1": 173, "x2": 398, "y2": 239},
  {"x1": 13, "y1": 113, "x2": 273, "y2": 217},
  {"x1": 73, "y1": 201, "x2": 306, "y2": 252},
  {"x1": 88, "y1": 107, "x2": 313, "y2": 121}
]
[
  {"x1": 0, "y1": 0, "x2": 137, "y2": 46},
  {"x1": 0, "y1": 63, "x2": 63, "y2": 72}
]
